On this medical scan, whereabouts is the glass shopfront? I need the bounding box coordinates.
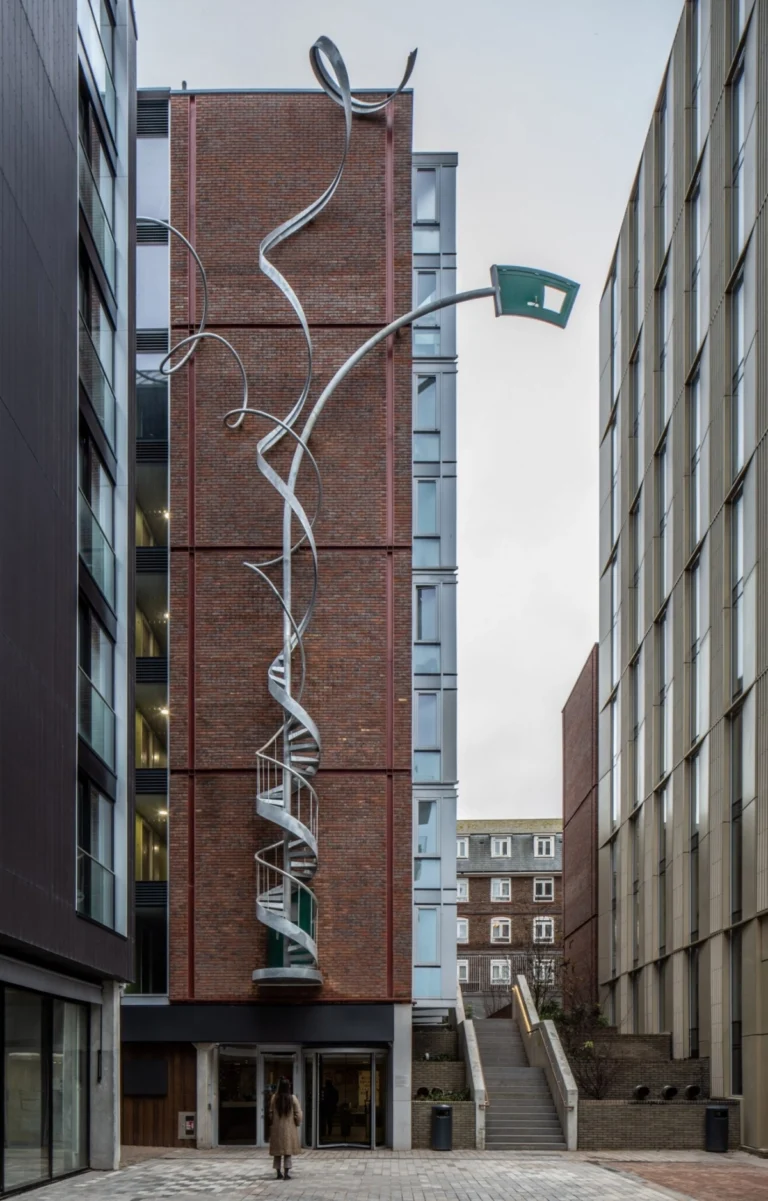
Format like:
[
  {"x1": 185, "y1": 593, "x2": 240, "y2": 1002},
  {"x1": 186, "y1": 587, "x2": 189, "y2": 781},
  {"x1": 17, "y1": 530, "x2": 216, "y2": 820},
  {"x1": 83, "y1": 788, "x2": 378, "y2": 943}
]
[
  {"x1": 1, "y1": 986, "x2": 88, "y2": 1194},
  {"x1": 218, "y1": 1048, "x2": 388, "y2": 1149}
]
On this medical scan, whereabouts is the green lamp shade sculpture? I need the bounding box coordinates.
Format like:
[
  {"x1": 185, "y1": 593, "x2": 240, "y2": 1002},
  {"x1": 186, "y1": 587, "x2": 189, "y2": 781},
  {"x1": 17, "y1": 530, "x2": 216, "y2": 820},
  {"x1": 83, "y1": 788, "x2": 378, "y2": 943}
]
[{"x1": 491, "y1": 265, "x2": 580, "y2": 328}]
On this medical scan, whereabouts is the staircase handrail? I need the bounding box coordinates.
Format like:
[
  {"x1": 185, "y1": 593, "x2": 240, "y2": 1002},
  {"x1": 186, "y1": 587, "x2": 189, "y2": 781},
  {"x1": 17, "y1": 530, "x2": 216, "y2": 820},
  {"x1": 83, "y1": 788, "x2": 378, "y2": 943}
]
[{"x1": 514, "y1": 974, "x2": 578, "y2": 1151}]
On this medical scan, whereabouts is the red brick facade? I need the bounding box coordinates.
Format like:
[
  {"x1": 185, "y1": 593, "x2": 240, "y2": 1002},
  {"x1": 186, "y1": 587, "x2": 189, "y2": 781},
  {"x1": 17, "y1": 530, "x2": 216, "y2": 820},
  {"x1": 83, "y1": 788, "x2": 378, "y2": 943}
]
[
  {"x1": 457, "y1": 874, "x2": 563, "y2": 951},
  {"x1": 166, "y1": 91, "x2": 414, "y2": 1004},
  {"x1": 562, "y1": 645, "x2": 599, "y2": 1005}
]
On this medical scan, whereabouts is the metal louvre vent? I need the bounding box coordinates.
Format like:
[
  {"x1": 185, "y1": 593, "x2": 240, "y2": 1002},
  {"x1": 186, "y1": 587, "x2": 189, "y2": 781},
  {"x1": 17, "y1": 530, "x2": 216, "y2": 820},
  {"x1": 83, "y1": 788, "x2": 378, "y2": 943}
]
[
  {"x1": 136, "y1": 656, "x2": 168, "y2": 684},
  {"x1": 136, "y1": 768, "x2": 168, "y2": 794},
  {"x1": 136, "y1": 546, "x2": 169, "y2": 573},
  {"x1": 137, "y1": 221, "x2": 170, "y2": 245},
  {"x1": 137, "y1": 97, "x2": 169, "y2": 137},
  {"x1": 135, "y1": 880, "x2": 168, "y2": 908},
  {"x1": 137, "y1": 328, "x2": 169, "y2": 354},
  {"x1": 137, "y1": 441, "x2": 169, "y2": 464}
]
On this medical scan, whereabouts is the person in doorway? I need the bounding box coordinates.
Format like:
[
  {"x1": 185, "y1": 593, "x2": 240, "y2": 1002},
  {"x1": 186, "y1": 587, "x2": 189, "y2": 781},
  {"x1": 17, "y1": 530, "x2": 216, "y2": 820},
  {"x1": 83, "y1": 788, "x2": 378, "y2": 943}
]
[
  {"x1": 269, "y1": 1077, "x2": 302, "y2": 1180},
  {"x1": 320, "y1": 1078, "x2": 339, "y2": 1138}
]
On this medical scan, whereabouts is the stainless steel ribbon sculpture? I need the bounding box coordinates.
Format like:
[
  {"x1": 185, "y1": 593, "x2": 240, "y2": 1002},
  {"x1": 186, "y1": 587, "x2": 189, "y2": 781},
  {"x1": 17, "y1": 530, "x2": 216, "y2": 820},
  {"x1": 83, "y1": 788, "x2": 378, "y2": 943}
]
[{"x1": 141, "y1": 37, "x2": 416, "y2": 984}]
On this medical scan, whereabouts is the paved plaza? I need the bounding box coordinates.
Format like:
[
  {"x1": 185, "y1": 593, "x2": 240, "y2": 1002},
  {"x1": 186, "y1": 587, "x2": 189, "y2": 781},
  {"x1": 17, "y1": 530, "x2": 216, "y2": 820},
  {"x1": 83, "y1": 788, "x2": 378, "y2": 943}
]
[{"x1": 19, "y1": 1148, "x2": 768, "y2": 1201}]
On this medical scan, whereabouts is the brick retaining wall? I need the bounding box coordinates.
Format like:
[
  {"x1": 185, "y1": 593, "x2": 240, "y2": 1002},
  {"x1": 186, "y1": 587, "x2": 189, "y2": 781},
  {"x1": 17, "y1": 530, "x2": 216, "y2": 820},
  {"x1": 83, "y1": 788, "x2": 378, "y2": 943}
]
[
  {"x1": 597, "y1": 1058, "x2": 710, "y2": 1100},
  {"x1": 413, "y1": 1029, "x2": 459, "y2": 1060},
  {"x1": 578, "y1": 1099, "x2": 740, "y2": 1150},
  {"x1": 412, "y1": 1061, "x2": 466, "y2": 1094},
  {"x1": 411, "y1": 1102, "x2": 475, "y2": 1149}
]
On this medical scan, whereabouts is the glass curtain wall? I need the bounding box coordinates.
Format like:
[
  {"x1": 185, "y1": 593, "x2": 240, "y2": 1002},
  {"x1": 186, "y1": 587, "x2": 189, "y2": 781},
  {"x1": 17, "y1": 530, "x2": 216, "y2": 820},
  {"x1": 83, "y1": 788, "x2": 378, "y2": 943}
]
[{"x1": 1, "y1": 987, "x2": 88, "y2": 1194}]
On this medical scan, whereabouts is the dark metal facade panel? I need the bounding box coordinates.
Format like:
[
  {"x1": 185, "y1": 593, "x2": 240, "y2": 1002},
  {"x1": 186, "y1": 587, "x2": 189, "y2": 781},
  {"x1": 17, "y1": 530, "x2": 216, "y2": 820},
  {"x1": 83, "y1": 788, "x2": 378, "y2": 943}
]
[
  {"x1": 0, "y1": 0, "x2": 131, "y2": 981},
  {"x1": 122, "y1": 1002, "x2": 396, "y2": 1044}
]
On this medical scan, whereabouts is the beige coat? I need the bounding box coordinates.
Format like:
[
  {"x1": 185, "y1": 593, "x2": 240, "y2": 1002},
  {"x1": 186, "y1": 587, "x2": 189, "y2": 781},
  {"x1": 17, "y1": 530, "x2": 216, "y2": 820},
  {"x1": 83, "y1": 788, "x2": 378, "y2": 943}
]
[{"x1": 269, "y1": 1094, "x2": 303, "y2": 1156}]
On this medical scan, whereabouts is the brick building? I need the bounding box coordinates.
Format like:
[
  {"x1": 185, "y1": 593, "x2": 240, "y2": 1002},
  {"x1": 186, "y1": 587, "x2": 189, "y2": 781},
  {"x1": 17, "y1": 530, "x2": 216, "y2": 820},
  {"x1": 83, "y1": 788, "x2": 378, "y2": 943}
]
[
  {"x1": 455, "y1": 819, "x2": 563, "y2": 1012},
  {"x1": 562, "y1": 646, "x2": 599, "y2": 1006},
  {"x1": 121, "y1": 55, "x2": 460, "y2": 1151}
]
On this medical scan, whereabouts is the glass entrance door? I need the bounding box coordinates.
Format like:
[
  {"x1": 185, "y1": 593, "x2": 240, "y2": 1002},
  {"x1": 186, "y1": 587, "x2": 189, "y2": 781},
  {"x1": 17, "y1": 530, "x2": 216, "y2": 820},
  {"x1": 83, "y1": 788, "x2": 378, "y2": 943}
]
[
  {"x1": 218, "y1": 1049, "x2": 258, "y2": 1145},
  {"x1": 314, "y1": 1053, "x2": 385, "y2": 1148},
  {"x1": 260, "y1": 1054, "x2": 297, "y2": 1147}
]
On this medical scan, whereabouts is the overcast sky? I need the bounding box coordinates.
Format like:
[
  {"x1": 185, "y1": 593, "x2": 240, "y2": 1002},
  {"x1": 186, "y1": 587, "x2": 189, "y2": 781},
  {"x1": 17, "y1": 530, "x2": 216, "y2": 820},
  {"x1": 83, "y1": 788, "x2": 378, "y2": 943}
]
[{"x1": 135, "y1": 0, "x2": 682, "y2": 820}]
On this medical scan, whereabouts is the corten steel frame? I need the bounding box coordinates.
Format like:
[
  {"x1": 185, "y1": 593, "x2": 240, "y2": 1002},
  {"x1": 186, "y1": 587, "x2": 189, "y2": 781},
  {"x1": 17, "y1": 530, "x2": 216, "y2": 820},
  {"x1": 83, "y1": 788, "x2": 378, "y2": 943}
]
[{"x1": 139, "y1": 36, "x2": 579, "y2": 986}]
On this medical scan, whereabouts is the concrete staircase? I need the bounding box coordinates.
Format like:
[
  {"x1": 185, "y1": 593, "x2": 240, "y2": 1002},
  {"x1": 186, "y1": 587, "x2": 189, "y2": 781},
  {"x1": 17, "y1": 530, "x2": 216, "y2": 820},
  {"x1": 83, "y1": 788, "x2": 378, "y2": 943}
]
[{"x1": 474, "y1": 1018, "x2": 566, "y2": 1151}]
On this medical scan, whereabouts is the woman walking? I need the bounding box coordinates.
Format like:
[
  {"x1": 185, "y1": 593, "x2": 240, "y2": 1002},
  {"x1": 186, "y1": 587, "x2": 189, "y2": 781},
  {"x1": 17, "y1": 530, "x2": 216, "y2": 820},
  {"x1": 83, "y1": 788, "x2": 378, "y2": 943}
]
[{"x1": 269, "y1": 1077, "x2": 302, "y2": 1180}]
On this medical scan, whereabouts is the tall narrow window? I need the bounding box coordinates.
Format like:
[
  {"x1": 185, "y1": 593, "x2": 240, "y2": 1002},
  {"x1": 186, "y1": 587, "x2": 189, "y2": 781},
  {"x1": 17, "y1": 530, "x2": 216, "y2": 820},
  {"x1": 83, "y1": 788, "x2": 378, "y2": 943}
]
[
  {"x1": 691, "y1": 0, "x2": 703, "y2": 164},
  {"x1": 631, "y1": 343, "x2": 644, "y2": 496},
  {"x1": 690, "y1": 751, "x2": 701, "y2": 941},
  {"x1": 731, "y1": 492, "x2": 745, "y2": 695},
  {"x1": 657, "y1": 611, "x2": 671, "y2": 780},
  {"x1": 658, "y1": 787, "x2": 669, "y2": 956},
  {"x1": 416, "y1": 586, "x2": 438, "y2": 642},
  {"x1": 658, "y1": 93, "x2": 669, "y2": 252},
  {"x1": 610, "y1": 553, "x2": 620, "y2": 687},
  {"x1": 610, "y1": 413, "x2": 620, "y2": 546},
  {"x1": 732, "y1": 58, "x2": 746, "y2": 259},
  {"x1": 414, "y1": 693, "x2": 440, "y2": 783},
  {"x1": 731, "y1": 928, "x2": 743, "y2": 1093},
  {"x1": 611, "y1": 692, "x2": 621, "y2": 829},
  {"x1": 415, "y1": 375, "x2": 437, "y2": 428},
  {"x1": 731, "y1": 707, "x2": 743, "y2": 922},
  {"x1": 656, "y1": 279, "x2": 670, "y2": 430},
  {"x1": 414, "y1": 479, "x2": 439, "y2": 567},
  {"x1": 690, "y1": 559, "x2": 702, "y2": 743},
  {"x1": 632, "y1": 649, "x2": 645, "y2": 808},
  {"x1": 731, "y1": 278, "x2": 745, "y2": 476},
  {"x1": 610, "y1": 838, "x2": 619, "y2": 977},
  {"x1": 631, "y1": 185, "x2": 641, "y2": 331},
  {"x1": 657, "y1": 440, "x2": 670, "y2": 602},
  {"x1": 690, "y1": 374, "x2": 703, "y2": 547},
  {"x1": 632, "y1": 493, "x2": 643, "y2": 649},
  {"x1": 689, "y1": 945, "x2": 700, "y2": 1057},
  {"x1": 77, "y1": 778, "x2": 115, "y2": 928},
  {"x1": 631, "y1": 813, "x2": 641, "y2": 964},
  {"x1": 611, "y1": 258, "x2": 621, "y2": 401},
  {"x1": 659, "y1": 957, "x2": 668, "y2": 1031},
  {"x1": 414, "y1": 168, "x2": 437, "y2": 222},
  {"x1": 632, "y1": 969, "x2": 641, "y2": 1033},
  {"x1": 689, "y1": 181, "x2": 702, "y2": 356},
  {"x1": 732, "y1": 0, "x2": 747, "y2": 48}
]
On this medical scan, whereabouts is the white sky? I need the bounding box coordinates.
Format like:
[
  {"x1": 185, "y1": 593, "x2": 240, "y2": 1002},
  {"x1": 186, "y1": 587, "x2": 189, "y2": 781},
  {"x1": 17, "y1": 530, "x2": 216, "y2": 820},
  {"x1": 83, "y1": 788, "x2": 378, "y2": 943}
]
[{"x1": 135, "y1": 0, "x2": 683, "y2": 819}]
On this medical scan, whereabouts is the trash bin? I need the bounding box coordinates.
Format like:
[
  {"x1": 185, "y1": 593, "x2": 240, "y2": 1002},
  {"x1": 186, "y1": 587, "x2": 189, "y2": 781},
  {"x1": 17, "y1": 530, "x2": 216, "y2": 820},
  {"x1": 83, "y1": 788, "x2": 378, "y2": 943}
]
[
  {"x1": 705, "y1": 1105, "x2": 729, "y2": 1153},
  {"x1": 431, "y1": 1104, "x2": 452, "y2": 1151}
]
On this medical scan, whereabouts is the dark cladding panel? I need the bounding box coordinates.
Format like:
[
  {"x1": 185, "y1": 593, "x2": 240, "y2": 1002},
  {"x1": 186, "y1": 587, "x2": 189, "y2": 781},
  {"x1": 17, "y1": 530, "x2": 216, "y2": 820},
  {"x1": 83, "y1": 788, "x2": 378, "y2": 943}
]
[
  {"x1": 122, "y1": 1004, "x2": 396, "y2": 1044},
  {"x1": 123, "y1": 1058, "x2": 169, "y2": 1096}
]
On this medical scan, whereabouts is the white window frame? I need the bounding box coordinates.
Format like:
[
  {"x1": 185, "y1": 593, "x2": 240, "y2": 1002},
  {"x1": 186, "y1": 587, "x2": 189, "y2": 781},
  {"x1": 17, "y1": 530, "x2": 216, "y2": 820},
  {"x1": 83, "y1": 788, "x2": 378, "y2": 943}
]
[
  {"x1": 534, "y1": 917, "x2": 555, "y2": 944},
  {"x1": 534, "y1": 877, "x2": 555, "y2": 902},
  {"x1": 490, "y1": 877, "x2": 511, "y2": 902},
  {"x1": 490, "y1": 836, "x2": 511, "y2": 858},
  {"x1": 457, "y1": 959, "x2": 469, "y2": 984},
  {"x1": 456, "y1": 837, "x2": 468, "y2": 859},
  {"x1": 457, "y1": 918, "x2": 469, "y2": 943},
  {"x1": 534, "y1": 836, "x2": 554, "y2": 858},
  {"x1": 490, "y1": 959, "x2": 511, "y2": 985},
  {"x1": 490, "y1": 918, "x2": 511, "y2": 944},
  {"x1": 456, "y1": 879, "x2": 469, "y2": 903}
]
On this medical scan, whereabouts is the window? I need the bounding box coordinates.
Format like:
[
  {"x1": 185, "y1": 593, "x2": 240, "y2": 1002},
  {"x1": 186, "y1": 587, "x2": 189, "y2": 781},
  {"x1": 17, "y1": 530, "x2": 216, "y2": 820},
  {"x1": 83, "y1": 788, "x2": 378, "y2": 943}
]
[
  {"x1": 414, "y1": 859, "x2": 440, "y2": 887},
  {"x1": 414, "y1": 168, "x2": 437, "y2": 222},
  {"x1": 76, "y1": 778, "x2": 115, "y2": 928},
  {"x1": 413, "y1": 540, "x2": 440, "y2": 568},
  {"x1": 631, "y1": 814, "x2": 641, "y2": 964},
  {"x1": 457, "y1": 959, "x2": 469, "y2": 984},
  {"x1": 135, "y1": 709, "x2": 167, "y2": 769},
  {"x1": 415, "y1": 375, "x2": 437, "y2": 428},
  {"x1": 78, "y1": 604, "x2": 115, "y2": 768},
  {"x1": 534, "y1": 877, "x2": 554, "y2": 901},
  {"x1": 690, "y1": 560, "x2": 702, "y2": 743},
  {"x1": 731, "y1": 928, "x2": 743, "y2": 1093},
  {"x1": 610, "y1": 692, "x2": 621, "y2": 829},
  {"x1": 491, "y1": 960, "x2": 511, "y2": 985},
  {"x1": 413, "y1": 432, "x2": 440, "y2": 462},
  {"x1": 732, "y1": 0, "x2": 747, "y2": 48},
  {"x1": 631, "y1": 183, "x2": 642, "y2": 329},
  {"x1": 534, "y1": 837, "x2": 554, "y2": 858},
  {"x1": 415, "y1": 271, "x2": 438, "y2": 323},
  {"x1": 414, "y1": 693, "x2": 439, "y2": 782},
  {"x1": 631, "y1": 493, "x2": 643, "y2": 648},
  {"x1": 689, "y1": 181, "x2": 702, "y2": 356},
  {"x1": 416, "y1": 908, "x2": 439, "y2": 963},
  {"x1": 631, "y1": 342, "x2": 644, "y2": 496},
  {"x1": 416, "y1": 585, "x2": 438, "y2": 641},
  {"x1": 631, "y1": 651, "x2": 645, "y2": 808},
  {"x1": 491, "y1": 837, "x2": 511, "y2": 858},
  {"x1": 456, "y1": 837, "x2": 468, "y2": 859},
  {"x1": 610, "y1": 417, "x2": 620, "y2": 547},
  {"x1": 610, "y1": 258, "x2": 620, "y2": 401},
  {"x1": 657, "y1": 440, "x2": 670, "y2": 602},
  {"x1": 731, "y1": 707, "x2": 743, "y2": 922},
  {"x1": 457, "y1": 918, "x2": 469, "y2": 943},
  {"x1": 491, "y1": 878, "x2": 511, "y2": 901},
  {"x1": 491, "y1": 919, "x2": 511, "y2": 943},
  {"x1": 610, "y1": 838, "x2": 619, "y2": 976},
  {"x1": 658, "y1": 91, "x2": 670, "y2": 251},
  {"x1": 690, "y1": 751, "x2": 701, "y2": 941},
  {"x1": 533, "y1": 918, "x2": 554, "y2": 944},
  {"x1": 656, "y1": 278, "x2": 672, "y2": 430},
  {"x1": 690, "y1": 374, "x2": 702, "y2": 546},
  {"x1": 414, "y1": 752, "x2": 440, "y2": 783},
  {"x1": 690, "y1": 0, "x2": 704, "y2": 163},
  {"x1": 417, "y1": 800, "x2": 438, "y2": 855},
  {"x1": 610, "y1": 552, "x2": 620, "y2": 686},
  {"x1": 457, "y1": 879, "x2": 468, "y2": 903},
  {"x1": 731, "y1": 278, "x2": 745, "y2": 476},
  {"x1": 79, "y1": 435, "x2": 115, "y2": 605},
  {"x1": 657, "y1": 612, "x2": 671, "y2": 780},
  {"x1": 732, "y1": 58, "x2": 746, "y2": 259},
  {"x1": 532, "y1": 958, "x2": 556, "y2": 985},
  {"x1": 658, "y1": 786, "x2": 669, "y2": 955},
  {"x1": 416, "y1": 480, "x2": 438, "y2": 535},
  {"x1": 731, "y1": 492, "x2": 744, "y2": 695},
  {"x1": 659, "y1": 957, "x2": 668, "y2": 1031},
  {"x1": 689, "y1": 945, "x2": 700, "y2": 1057}
]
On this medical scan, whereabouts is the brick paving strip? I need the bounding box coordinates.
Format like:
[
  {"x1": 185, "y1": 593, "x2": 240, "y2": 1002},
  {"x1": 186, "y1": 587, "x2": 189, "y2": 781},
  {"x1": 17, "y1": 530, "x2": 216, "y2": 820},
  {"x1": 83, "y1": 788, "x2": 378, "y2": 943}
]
[
  {"x1": 18, "y1": 1148, "x2": 715, "y2": 1201},
  {"x1": 599, "y1": 1157, "x2": 768, "y2": 1201}
]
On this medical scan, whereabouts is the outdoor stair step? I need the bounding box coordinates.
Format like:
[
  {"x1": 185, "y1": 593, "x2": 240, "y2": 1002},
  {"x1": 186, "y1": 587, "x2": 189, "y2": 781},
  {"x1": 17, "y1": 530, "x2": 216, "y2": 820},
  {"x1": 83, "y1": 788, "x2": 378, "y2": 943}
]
[{"x1": 487, "y1": 1117, "x2": 563, "y2": 1129}]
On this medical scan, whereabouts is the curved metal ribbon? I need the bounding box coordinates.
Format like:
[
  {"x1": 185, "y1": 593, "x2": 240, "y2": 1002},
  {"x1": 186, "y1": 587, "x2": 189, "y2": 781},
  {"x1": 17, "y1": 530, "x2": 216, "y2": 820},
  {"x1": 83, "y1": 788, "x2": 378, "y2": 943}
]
[{"x1": 213, "y1": 38, "x2": 418, "y2": 983}]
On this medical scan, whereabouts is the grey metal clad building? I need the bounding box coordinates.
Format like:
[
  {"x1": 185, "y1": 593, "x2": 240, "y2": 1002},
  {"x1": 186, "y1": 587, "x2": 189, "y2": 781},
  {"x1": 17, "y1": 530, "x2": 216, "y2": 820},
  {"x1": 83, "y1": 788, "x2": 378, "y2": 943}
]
[
  {"x1": 412, "y1": 154, "x2": 460, "y2": 1014},
  {"x1": 0, "y1": 0, "x2": 136, "y2": 1190},
  {"x1": 597, "y1": 0, "x2": 768, "y2": 1151}
]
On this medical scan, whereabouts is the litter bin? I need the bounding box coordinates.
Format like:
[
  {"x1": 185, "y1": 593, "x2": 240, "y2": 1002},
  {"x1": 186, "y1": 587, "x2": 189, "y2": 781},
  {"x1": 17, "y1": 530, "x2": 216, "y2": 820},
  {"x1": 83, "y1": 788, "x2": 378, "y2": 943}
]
[
  {"x1": 705, "y1": 1105, "x2": 729, "y2": 1153},
  {"x1": 431, "y1": 1104, "x2": 452, "y2": 1151}
]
